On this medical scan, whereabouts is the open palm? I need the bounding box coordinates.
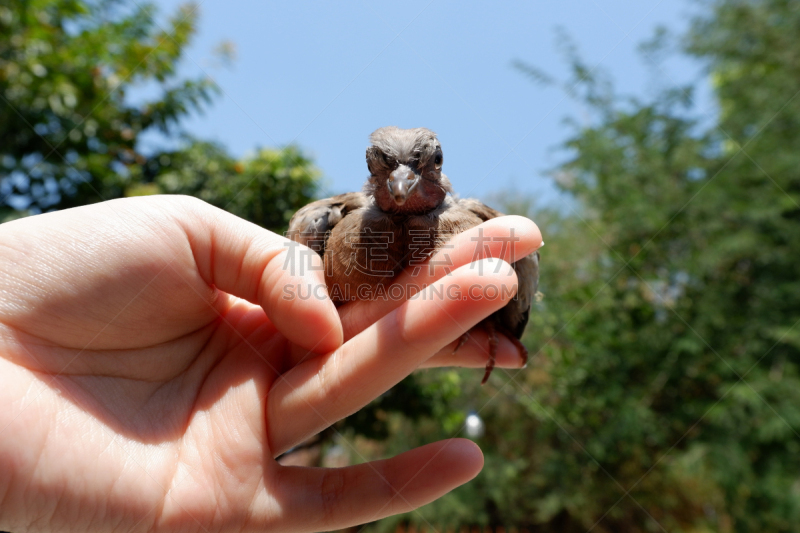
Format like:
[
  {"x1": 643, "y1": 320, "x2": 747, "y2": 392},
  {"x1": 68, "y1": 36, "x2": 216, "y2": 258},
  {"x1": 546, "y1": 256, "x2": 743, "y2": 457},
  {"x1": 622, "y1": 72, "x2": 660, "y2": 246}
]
[{"x1": 0, "y1": 196, "x2": 541, "y2": 532}]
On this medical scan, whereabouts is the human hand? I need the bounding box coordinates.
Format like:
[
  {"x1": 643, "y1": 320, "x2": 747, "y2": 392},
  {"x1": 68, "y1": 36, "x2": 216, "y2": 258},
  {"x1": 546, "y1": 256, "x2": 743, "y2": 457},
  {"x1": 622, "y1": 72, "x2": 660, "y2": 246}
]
[{"x1": 0, "y1": 195, "x2": 541, "y2": 532}]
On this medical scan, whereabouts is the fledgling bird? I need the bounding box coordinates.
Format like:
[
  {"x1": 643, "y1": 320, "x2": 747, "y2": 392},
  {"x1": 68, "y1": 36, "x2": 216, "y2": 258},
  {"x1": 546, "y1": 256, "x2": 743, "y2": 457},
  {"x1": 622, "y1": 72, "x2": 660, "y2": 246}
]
[{"x1": 287, "y1": 126, "x2": 539, "y2": 383}]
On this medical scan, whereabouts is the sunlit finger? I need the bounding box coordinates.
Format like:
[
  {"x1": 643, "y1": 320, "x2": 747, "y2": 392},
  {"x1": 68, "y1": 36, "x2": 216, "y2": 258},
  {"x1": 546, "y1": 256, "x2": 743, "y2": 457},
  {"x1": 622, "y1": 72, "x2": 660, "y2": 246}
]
[
  {"x1": 267, "y1": 258, "x2": 517, "y2": 456},
  {"x1": 274, "y1": 439, "x2": 483, "y2": 532}
]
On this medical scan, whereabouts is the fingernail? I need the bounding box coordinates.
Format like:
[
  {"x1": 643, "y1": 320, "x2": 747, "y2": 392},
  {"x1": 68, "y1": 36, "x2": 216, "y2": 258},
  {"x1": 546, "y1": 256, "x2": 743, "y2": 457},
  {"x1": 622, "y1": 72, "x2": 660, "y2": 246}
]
[{"x1": 539, "y1": 241, "x2": 545, "y2": 247}]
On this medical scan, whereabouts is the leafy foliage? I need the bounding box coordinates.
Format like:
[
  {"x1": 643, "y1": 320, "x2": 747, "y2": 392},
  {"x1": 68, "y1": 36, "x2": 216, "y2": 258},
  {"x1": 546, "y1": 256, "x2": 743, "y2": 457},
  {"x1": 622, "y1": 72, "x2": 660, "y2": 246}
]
[
  {"x1": 365, "y1": 1, "x2": 800, "y2": 532},
  {"x1": 0, "y1": 0, "x2": 216, "y2": 211},
  {"x1": 0, "y1": 0, "x2": 322, "y2": 236},
  {"x1": 150, "y1": 140, "x2": 320, "y2": 233}
]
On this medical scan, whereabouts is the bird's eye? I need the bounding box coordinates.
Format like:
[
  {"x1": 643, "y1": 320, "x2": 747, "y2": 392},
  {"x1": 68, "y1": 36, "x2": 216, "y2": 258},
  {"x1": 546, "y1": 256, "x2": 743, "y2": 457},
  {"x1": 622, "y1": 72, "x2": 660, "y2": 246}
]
[
  {"x1": 381, "y1": 152, "x2": 393, "y2": 167},
  {"x1": 433, "y1": 153, "x2": 443, "y2": 169}
]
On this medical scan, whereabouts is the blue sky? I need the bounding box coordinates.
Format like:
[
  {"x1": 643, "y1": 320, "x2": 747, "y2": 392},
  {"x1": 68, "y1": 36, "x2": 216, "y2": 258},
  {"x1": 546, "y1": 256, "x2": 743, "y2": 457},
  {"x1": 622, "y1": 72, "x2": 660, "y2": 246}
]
[{"x1": 149, "y1": 0, "x2": 711, "y2": 206}]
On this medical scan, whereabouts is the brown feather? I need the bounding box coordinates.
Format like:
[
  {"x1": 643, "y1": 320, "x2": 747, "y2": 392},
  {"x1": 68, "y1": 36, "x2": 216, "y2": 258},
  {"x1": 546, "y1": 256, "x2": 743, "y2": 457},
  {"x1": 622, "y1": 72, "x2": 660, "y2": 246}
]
[{"x1": 287, "y1": 127, "x2": 540, "y2": 382}]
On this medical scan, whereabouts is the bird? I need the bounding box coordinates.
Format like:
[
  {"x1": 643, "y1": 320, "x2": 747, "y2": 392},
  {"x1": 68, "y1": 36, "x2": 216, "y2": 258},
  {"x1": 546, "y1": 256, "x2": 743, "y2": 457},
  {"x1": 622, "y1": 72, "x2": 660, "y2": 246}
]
[{"x1": 287, "y1": 126, "x2": 539, "y2": 383}]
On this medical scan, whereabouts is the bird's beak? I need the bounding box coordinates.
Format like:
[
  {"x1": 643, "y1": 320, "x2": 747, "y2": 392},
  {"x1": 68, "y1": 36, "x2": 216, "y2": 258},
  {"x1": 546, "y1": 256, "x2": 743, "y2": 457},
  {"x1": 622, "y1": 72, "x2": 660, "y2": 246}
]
[{"x1": 388, "y1": 165, "x2": 419, "y2": 205}]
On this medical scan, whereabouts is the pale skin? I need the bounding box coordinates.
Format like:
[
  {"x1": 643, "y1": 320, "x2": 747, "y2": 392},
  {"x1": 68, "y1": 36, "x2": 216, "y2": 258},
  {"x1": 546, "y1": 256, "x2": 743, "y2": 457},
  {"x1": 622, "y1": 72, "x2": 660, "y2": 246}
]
[{"x1": 0, "y1": 195, "x2": 543, "y2": 532}]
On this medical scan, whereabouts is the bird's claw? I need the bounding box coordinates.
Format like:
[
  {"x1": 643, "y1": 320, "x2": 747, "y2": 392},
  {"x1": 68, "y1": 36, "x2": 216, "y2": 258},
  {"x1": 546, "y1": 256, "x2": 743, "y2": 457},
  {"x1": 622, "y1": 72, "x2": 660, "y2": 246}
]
[
  {"x1": 454, "y1": 323, "x2": 528, "y2": 385},
  {"x1": 452, "y1": 332, "x2": 470, "y2": 355},
  {"x1": 481, "y1": 321, "x2": 499, "y2": 384},
  {"x1": 507, "y1": 334, "x2": 529, "y2": 368}
]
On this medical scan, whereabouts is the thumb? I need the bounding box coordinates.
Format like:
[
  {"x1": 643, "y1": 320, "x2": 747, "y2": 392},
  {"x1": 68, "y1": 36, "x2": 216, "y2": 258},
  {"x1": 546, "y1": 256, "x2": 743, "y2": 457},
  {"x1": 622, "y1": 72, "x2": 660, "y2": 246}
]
[{"x1": 179, "y1": 197, "x2": 342, "y2": 354}]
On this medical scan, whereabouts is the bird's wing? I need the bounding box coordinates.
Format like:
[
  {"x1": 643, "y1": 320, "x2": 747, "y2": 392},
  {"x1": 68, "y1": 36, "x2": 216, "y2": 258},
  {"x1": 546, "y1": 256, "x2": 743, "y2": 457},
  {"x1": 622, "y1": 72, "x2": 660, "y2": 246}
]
[
  {"x1": 286, "y1": 192, "x2": 369, "y2": 256},
  {"x1": 456, "y1": 197, "x2": 540, "y2": 339},
  {"x1": 500, "y1": 250, "x2": 539, "y2": 338},
  {"x1": 455, "y1": 198, "x2": 504, "y2": 221}
]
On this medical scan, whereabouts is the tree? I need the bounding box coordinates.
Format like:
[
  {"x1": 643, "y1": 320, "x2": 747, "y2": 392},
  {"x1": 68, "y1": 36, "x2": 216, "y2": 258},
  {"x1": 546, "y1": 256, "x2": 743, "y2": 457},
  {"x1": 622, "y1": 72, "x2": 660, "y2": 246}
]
[
  {"x1": 0, "y1": 0, "x2": 323, "y2": 236},
  {"x1": 0, "y1": 0, "x2": 217, "y2": 213},
  {"x1": 146, "y1": 139, "x2": 320, "y2": 233},
  {"x1": 364, "y1": 1, "x2": 800, "y2": 531}
]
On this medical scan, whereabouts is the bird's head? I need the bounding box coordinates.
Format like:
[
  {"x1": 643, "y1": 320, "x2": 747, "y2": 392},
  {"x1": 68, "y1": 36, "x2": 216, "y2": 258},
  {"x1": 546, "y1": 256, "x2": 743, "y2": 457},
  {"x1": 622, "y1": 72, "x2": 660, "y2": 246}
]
[{"x1": 365, "y1": 126, "x2": 452, "y2": 214}]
